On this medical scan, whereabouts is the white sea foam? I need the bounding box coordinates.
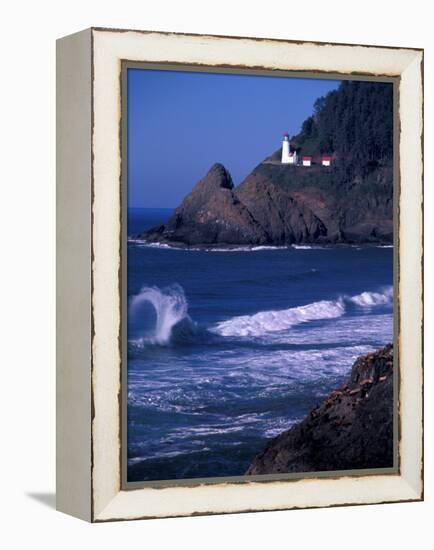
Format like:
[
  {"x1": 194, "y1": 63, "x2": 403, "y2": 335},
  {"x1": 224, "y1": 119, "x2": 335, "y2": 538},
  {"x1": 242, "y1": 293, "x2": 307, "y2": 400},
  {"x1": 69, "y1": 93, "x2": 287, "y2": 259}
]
[
  {"x1": 250, "y1": 245, "x2": 288, "y2": 251},
  {"x1": 130, "y1": 283, "x2": 393, "y2": 343},
  {"x1": 211, "y1": 286, "x2": 393, "y2": 338},
  {"x1": 211, "y1": 299, "x2": 346, "y2": 337},
  {"x1": 137, "y1": 241, "x2": 180, "y2": 250},
  {"x1": 350, "y1": 286, "x2": 393, "y2": 307},
  {"x1": 130, "y1": 284, "x2": 191, "y2": 345},
  {"x1": 131, "y1": 240, "x2": 292, "y2": 253},
  {"x1": 131, "y1": 239, "x2": 394, "y2": 253},
  {"x1": 291, "y1": 244, "x2": 335, "y2": 250}
]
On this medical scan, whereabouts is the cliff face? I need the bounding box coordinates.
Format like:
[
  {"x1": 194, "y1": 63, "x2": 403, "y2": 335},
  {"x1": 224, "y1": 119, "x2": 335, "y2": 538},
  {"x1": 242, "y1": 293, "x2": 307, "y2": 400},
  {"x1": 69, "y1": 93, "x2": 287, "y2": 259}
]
[
  {"x1": 236, "y1": 162, "x2": 392, "y2": 244},
  {"x1": 246, "y1": 344, "x2": 394, "y2": 475},
  {"x1": 235, "y1": 170, "x2": 328, "y2": 244},
  {"x1": 141, "y1": 161, "x2": 392, "y2": 246}
]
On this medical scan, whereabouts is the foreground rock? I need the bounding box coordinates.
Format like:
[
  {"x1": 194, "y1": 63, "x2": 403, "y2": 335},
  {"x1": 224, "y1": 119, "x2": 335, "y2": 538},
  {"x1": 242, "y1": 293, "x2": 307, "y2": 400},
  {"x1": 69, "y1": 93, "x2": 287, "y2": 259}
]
[{"x1": 246, "y1": 344, "x2": 394, "y2": 475}]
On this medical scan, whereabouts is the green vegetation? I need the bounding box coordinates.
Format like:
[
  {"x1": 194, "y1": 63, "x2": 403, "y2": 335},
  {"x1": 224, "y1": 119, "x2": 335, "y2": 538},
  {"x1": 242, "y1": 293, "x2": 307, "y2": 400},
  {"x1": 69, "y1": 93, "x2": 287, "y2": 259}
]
[
  {"x1": 292, "y1": 81, "x2": 393, "y2": 181},
  {"x1": 256, "y1": 163, "x2": 340, "y2": 192}
]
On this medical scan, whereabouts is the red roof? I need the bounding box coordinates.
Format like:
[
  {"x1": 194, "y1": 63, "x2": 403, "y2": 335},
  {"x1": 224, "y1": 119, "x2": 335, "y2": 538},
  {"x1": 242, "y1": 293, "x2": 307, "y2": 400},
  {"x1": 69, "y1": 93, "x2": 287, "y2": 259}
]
[
  {"x1": 303, "y1": 156, "x2": 312, "y2": 160},
  {"x1": 322, "y1": 156, "x2": 332, "y2": 160},
  {"x1": 283, "y1": 132, "x2": 289, "y2": 137}
]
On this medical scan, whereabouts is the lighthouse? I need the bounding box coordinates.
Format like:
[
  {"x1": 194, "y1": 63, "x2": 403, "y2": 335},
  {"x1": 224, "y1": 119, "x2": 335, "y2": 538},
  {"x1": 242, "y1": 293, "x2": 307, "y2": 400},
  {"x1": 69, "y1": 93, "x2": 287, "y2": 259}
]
[{"x1": 281, "y1": 132, "x2": 297, "y2": 164}]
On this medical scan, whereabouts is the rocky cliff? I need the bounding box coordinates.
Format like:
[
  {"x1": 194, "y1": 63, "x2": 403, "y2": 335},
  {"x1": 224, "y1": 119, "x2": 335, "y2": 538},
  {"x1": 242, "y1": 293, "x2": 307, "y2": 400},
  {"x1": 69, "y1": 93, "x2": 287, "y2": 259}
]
[
  {"x1": 140, "y1": 160, "x2": 392, "y2": 246},
  {"x1": 246, "y1": 344, "x2": 394, "y2": 475}
]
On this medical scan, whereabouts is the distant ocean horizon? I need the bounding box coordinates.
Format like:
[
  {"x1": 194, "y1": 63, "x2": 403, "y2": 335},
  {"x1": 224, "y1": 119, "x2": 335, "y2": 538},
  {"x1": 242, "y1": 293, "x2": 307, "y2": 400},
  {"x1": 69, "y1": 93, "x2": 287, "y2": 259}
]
[
  {"x1": 128, "y1": 207, "x2": 174, "y2": 237},
  {"x1": 127, "y1": 208, "x2": 393, "y2": 482}
]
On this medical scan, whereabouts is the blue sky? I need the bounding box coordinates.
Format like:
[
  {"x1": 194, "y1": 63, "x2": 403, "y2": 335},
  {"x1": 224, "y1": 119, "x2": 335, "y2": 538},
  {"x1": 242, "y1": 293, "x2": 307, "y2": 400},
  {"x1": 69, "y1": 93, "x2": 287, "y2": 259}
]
[{"x1": 128, "y1": 68, "x2": 340, "y2": 208}]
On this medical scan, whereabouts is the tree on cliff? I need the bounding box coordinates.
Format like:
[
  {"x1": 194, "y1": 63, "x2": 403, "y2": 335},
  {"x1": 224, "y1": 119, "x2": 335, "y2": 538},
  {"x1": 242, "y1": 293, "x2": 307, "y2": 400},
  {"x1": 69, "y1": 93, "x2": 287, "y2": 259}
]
[{"x1": 292, "y1": 81, "x2": 393, "y2": 181}]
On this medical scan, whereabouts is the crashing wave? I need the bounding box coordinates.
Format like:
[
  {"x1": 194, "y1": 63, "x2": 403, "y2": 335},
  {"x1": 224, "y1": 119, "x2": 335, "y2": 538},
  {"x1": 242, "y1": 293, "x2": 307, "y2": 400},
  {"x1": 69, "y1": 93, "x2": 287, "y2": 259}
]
[
  {"x1": 211, "y1": 299, "x2": 345, "y2": 337},
  {"x1": 129, "y1": 283, "x2": 393, "y2": 343},
  {"x1": 211, "y1": 286, "x2": 393, "y2": 338},
  {"x1": 349, "y1": 286, "x2": 393, "y2": 307},
  {"x1": 129, "y1": 284, "x2": 195, "y2": 345}
]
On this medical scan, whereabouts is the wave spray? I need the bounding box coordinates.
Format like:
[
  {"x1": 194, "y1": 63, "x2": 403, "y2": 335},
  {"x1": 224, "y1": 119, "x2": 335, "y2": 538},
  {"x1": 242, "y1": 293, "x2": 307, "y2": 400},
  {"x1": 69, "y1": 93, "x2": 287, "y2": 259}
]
[{"x1": 130, "y1": 284, "x2": 192, "y2": 345}]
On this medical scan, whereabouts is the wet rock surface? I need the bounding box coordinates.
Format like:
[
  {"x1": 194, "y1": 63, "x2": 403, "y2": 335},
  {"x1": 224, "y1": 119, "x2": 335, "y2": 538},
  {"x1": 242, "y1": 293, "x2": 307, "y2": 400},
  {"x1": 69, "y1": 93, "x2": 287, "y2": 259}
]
[{"x1": 246, "y1": 344, "x2": 394, "y2": 475}]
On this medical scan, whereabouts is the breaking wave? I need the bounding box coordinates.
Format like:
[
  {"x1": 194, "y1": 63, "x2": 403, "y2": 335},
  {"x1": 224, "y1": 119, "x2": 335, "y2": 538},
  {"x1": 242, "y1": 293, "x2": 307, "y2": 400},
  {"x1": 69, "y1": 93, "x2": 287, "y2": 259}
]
[
  {"x1": 211, "y1": 286, "x2": 393, "y2": 338},
  {"x1": 129, "y1": 284, "x2": 196, "y2": 346},
  {"x1": 349, "y1": 286, "x2": 393, "y2": 307},
  {"x1": 212, "y1": 299, "x2": 345, "y2": 337},
  {"x1": 129, "y1": 284, "x2": 393, "y2": 344}
]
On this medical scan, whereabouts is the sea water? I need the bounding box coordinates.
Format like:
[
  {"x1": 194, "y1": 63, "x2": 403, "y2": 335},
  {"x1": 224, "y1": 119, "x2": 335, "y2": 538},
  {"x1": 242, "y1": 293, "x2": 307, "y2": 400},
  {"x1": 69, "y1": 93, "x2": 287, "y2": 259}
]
[{"x1": 127, "y1": 208, "x2": 393, "y2": 481}]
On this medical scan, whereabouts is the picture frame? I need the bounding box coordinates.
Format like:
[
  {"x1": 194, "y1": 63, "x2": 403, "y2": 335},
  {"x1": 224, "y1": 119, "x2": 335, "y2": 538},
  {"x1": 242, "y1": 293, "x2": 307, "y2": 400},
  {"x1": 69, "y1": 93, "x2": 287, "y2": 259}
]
[{"x1": 56, "y1": 27, "x2": 423, "y2": 522}]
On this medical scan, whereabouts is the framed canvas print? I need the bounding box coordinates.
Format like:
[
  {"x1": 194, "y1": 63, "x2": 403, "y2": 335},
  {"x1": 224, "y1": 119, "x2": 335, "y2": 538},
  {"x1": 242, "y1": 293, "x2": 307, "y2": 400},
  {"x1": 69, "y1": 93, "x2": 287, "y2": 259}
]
[{"x1": 56, "y1": 28, "x2": 424, "y2": 522}]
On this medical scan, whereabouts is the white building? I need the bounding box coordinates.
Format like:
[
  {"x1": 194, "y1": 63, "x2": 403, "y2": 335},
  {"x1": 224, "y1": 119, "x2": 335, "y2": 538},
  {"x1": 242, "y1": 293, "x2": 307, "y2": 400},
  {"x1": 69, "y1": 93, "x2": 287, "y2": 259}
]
[
  {"x1": 281, "y1": 133, "x2": 332, "y2": 167},
  {"x1": 281, "y1": 133, "x2": 297, "y2": 164}
]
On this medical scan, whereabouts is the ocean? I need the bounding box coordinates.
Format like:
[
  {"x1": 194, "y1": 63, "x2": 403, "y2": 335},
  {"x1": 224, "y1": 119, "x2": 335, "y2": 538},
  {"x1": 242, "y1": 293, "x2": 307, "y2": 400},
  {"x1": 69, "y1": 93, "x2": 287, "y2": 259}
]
[{"x1": 127, "y1": 207, "x2": 394, "y2": 482}]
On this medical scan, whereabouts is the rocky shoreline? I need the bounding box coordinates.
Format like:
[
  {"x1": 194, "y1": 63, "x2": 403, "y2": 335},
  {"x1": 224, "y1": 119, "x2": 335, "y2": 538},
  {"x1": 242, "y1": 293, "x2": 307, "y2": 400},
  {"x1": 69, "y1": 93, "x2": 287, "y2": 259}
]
[
  {"x1": 246, "y1": 344, "x2": 394, "y2": 475},
  {"x1": 139, "y1": 161, "x2": 393, "y2": 247}
]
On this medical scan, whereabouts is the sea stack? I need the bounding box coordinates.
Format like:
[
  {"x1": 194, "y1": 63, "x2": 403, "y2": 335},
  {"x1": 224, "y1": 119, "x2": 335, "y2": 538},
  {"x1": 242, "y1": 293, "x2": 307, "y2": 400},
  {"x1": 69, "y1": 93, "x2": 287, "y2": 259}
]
[{"x1": 140, "y1": 163, "x2": 268, "y2": 246}]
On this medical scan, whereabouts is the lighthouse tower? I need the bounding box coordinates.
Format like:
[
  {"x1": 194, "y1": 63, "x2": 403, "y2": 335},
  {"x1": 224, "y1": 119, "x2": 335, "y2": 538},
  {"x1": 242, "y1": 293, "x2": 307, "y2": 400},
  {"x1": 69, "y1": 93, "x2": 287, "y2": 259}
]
[{"x1": 281, "y1": 132, "x2": 296, "y2": 164}]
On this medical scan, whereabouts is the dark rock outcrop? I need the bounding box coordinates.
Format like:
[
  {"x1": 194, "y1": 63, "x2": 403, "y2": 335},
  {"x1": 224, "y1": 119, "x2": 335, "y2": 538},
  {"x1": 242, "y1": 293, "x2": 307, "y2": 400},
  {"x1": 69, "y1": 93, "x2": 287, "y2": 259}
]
[
  {"x1": 246, "y1": 344, "x2": 394, "y2": 475},
  {"x1": 236, "y1": 161, "x2": 393, "y2": 244},
  {"x1": 235, "y1": 173, "x2": 328, "y2": 244},
  {"x1": 140, "y1": 160, "x2": 392, "y2": 246},
  {"x1": 142, "y1": 163, "x2": 269, "y2": 246}
]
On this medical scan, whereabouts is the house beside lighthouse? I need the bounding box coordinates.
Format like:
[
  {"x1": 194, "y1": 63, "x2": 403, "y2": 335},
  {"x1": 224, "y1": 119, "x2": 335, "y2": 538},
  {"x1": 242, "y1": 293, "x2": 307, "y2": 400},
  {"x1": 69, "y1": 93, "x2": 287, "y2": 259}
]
[
  {"x1": 281, "y1": 132, "x2": 297, "y2": 164},
  {"x1": 280, "y1": 132, "x2": 332, "y2": 167}
]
